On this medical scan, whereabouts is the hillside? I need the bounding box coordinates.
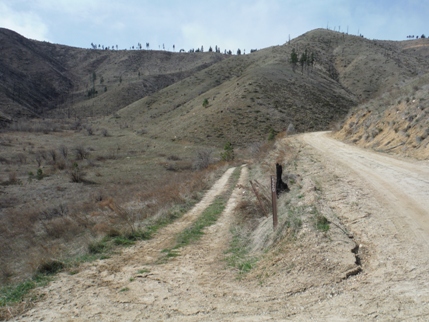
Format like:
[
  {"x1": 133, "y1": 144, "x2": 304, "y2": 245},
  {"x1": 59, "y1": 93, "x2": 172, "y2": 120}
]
[
  {"x1": 116, "y1": 29, "x2": 429, "y2": 146},
  {"x1": 3, "y1": 28, "x2": 429, "y2": 146},
  {"x1": 333, "y1": 36, "x2": 429, "y2": 160},
  {"x1": 0, "y1": 28, "x2": 226, "y2": 119}
]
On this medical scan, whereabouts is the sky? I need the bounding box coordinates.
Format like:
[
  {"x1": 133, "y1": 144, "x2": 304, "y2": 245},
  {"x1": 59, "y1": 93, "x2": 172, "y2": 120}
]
[{"x1": 0, "y1": 0, "x2": 428, "y2": 52}]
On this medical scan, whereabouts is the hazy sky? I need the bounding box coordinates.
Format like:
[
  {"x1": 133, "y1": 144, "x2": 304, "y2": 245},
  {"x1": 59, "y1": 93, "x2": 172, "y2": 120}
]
[{"x1": 1, "y1": 0, "x2": 427, "y2": 51}]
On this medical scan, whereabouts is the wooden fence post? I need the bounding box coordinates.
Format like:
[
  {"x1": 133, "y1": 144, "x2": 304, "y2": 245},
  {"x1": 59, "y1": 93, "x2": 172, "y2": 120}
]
[{"x1": 271, "y1": 176, "x2": 278, "y2": 230}]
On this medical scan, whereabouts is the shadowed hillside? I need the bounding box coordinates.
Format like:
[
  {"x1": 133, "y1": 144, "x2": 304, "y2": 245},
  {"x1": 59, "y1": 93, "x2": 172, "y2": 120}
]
[{"x1": 0, "y1": 28, "x2": 226, "y2": 119}]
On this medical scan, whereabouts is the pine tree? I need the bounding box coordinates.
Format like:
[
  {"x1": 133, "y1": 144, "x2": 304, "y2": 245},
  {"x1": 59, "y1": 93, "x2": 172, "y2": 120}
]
[
  {"x1": 220, "y1": 142, "x2": 234, "y2": 161},
  {"x1": 300, "y1": 50, "x2": 307, "y2": 74},
  {"x1": 290, "y1": 48, "x2": 298, "y2": 72}
]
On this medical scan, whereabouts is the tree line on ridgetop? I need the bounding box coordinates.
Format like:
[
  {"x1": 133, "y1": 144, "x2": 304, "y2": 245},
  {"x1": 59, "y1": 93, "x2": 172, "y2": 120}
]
[
  {"x1": 90, "y1": 41, "x2": 257, "y2": 55},
  {"x1": 406, "y1": 34, "x2": 426, "y2": 39}
]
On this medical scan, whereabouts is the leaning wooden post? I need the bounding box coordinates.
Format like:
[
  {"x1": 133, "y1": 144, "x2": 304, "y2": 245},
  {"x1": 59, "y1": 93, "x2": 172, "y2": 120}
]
[{"x1": 271, "y1": 175, "x2": 278, "y2": 230}]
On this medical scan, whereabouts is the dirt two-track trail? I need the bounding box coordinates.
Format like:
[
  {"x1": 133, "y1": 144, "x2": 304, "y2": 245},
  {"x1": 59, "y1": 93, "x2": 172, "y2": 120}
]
[{"x1": 12, "y1": 133, "x2": 429, "y2": 321}]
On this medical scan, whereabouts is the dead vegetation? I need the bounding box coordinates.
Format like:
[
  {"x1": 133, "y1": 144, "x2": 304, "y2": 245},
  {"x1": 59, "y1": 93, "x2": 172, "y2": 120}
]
[
  {"x1": 0, "y1": 159, "x2": 225, "y2": 289},
  {"x1": 0, "y1": 116, "x2": 230, "y2": 291}
]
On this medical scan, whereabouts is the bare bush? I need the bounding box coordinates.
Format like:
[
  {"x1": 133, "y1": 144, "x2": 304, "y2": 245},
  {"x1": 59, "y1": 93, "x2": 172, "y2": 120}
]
[
  {"x1": 71, "y1": 119, "x2": 82, "y2": 131},
  {"x1": 8, "y1": 172, "x2": 18, "y2": 183},
  {"x1": 248, "y1": 142, "x2": 263, "y2": 157},
  {"x1": 59, "y1": 145, "x2": 68, "y2": 159},
  {"x1": 248, "y1": 141, "x2": 273, "y2": 159},
  {"x1": 16, "y1": 153, "x2": 27, "y2": 164},
  {"x1": 74, "y1": 146, "x2": 89, "y2": 160},
  {"x1": 86, "y1": 126, "x2": 94, "y2": 136},
  {"x1": 42, "y1": 217, "x2": 79, "y2": 240},
  {"x1": 101, "y1": 128, "x2": 109, "y2": 137},
  {"x1": 69, "y1": 163, "x2": 86, "y2": 182},
  {"x1": 35, "y1": 153, "x2": 43, "y2": 167},
  {"x1": 55, "y1": 158, "x2": 67, "y2": 170},
  {"x1": 167, "y1": 155, "x2": 181, "y2": 161},
  {"x1": 193, "y1": 149, "x2": 213, "y2": 170},
  {"x1": 48, "y1": 149, "x2": 57, "y2": 162}
]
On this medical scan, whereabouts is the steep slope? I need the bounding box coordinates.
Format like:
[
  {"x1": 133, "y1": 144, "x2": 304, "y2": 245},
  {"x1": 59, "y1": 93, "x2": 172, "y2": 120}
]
[
  {"x1": 0, "y1": 28, "x2": 73, "y2": 117},
  {"x1": 334, "y1": 72, "x2": 429, "y2": 160}
]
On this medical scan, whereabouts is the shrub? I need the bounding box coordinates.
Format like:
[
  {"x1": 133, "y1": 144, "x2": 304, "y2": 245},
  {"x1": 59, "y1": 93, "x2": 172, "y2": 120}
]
[
  {"x1": 16, "y1": 153, "x2": 27, "y2": 164},
  {"x1": 267, "y1": 128, "x2": 277, "y2": 140},
  {"x1": 202, "y1": 98, "x2": 209, "y2": 108},
  {"x1": 74, "y1": 146, "x2": 89, "y2": 160},
  {"x1": 167, "y1": 155, "x2": 181, "y2": 161},
  {"x1": 88, "y1": 239, "x2": 110, "y2": 254},
  {"x1": 193, "y1": 149, "x2": 212, "y2": 170},
  {"x1": 58, "y1": 145, "x2": 68, "y2": 159},
  {"x1": 315, "y1": 215, "x2": 330, "y2": 232},
  {"x1": 48, "y1": 149, "x2": 57, "y2": 162},
  {"x1": 36, "y1": 169, "x2": 43, "y2": 180},
  {"x1": 56, "y1": 158, "x2": 67, "y2": 170},
  {"x1": 101, "y1": 128, "x2": 109, "y2": 137},
  {"x1": 35, "y1": 153, "x2": 43, "y2": 167},
  {"x1": 37, "y1": 260, "x2": 64, "y2": 275},
  {"x1": 69, "y1": 163, "x2": 85, "y2": 183},
  {"x1": 220, "y1": 142, "x2": 234, "y2": 161}
]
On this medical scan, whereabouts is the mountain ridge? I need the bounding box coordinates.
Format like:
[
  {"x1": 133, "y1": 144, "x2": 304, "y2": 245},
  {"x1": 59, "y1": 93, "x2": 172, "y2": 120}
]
[{"x1": 2, "y1": 27, "x2": 429, "y2": 146}]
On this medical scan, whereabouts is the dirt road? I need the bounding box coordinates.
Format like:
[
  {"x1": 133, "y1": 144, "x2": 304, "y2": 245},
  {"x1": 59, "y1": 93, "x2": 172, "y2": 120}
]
[
  {"x1": 303, "y1": 132, "x2": 429, "y2": 248},
  {"x1": 10, "y1": 133, "x2": 429, "y2": 321}
]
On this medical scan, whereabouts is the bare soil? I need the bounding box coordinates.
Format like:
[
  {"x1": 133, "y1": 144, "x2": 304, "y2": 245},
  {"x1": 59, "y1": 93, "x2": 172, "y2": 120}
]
[{"x1": 10, "y1": 133, "x2": 429, "y2": 321}]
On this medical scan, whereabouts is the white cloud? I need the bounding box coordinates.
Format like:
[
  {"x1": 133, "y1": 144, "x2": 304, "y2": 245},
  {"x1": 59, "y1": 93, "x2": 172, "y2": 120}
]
[{"x1": 0, "y1": 2, "x2": 49, "y2": 40}]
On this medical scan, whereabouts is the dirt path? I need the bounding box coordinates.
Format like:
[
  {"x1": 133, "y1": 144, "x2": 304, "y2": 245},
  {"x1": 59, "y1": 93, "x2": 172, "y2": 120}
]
[
  {"x1": 294, "y1": 132, "x2": 429, "y2": 320},
  {"x1": 10, "y1": 133, "x2": 429, "y2": 321},
  {"x1": 303, "y1": 131, "x2": 429, "y2": 248}
]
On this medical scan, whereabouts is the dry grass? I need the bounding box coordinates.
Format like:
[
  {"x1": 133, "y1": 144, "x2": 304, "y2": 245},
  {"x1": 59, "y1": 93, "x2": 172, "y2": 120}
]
[
  {"x1": 0, "y1": 141, "x2": 226, "y2": 288},
  {"x1": 0, "y1": 116, "x2": 229, "y2": 291}
]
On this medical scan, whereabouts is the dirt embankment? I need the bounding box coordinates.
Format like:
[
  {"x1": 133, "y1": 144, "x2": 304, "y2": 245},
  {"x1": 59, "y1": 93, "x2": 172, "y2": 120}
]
[{"x1": 9, "y1": 133, "x2": 429, "y2": 321}]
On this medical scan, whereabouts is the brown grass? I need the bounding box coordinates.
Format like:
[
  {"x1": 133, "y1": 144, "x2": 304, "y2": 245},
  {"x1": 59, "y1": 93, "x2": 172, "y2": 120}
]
[{"x1": 0, "y1": 154, "x2": 225, "y2": 287}]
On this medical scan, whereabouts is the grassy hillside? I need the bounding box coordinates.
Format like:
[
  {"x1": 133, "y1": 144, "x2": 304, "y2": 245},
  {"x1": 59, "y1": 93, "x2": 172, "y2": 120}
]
[{"x1": 3, "y1": 28, "x2": 429, "y2": 148}]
